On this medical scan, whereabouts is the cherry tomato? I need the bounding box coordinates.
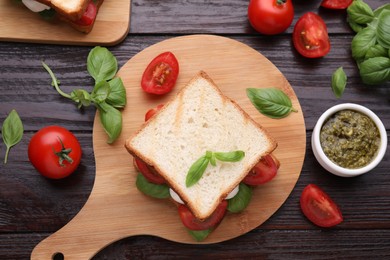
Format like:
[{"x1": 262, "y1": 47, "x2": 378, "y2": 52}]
[
  {"x1": 178, "y1": 200, "x2": 228, "y2": 231},
  {"x1": 321, "y1": 0, "x2": 352, "y2": 9},
  {"x1": 300, "y1": 184, "x2": 343, "y2": 228},
  {"x1": 242, "y1": 155, "x2": 278, "y2": 185},
  {"x1": 28, "y1": 126, "x2": 82, "y2": 179},
  {"x1": 74, "y1": 1, "x2": 97, "y2": 26},
  {"x1": 141, "y1": 52, "x2": 179, "y2": 95},
  {"x1": 248, "y1": 0, "x2": 294, "y2": 35},
  {"x1": 134, "y1": 158, "x2": 166, "y2": 184},
  {"x1": 145, "y1": 104, "x2": 164, "y2": 121},
  {"x1": 293, "y1": 12, "x2": 331, "y2": 58}
]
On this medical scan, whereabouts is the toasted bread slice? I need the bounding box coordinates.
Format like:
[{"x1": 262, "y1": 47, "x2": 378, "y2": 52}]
[{"x1": 126, "y1": 71, "x2": 277, "y2": 220}]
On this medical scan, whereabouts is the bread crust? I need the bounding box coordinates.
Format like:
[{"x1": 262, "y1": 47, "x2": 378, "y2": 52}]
[{"x1": 125, "y1": 71, "x2": 278, "y2": 220}]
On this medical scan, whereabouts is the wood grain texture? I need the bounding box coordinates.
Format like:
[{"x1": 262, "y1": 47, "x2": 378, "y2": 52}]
[
  {"x1": 0, "y1": 0, "x2": 131, "y2": 45},
  {"x1": 31, "y1": 35, "x2": 306, "y2": 259}
]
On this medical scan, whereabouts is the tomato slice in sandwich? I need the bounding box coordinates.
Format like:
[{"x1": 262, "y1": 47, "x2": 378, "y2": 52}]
[
  {"x1": 134, "y1": 158, "x2": 166, "y2": 185},
  {"x1": 242, "y1": 154, "x2": 278, "y2": 185},
  {"x1": 74, "y1": 1, "x2": 97, "y2": 26},
  {"x1": 178, "y1": 200, "x2": 228, "y2": 231},
  {"x1": 145, "y1": 104, "x2": 164, "y2": 122}
]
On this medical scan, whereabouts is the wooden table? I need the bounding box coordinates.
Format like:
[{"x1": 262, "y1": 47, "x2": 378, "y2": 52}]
[{"x1": 1, "y1": 0, "x2": 389, "y2": 259}]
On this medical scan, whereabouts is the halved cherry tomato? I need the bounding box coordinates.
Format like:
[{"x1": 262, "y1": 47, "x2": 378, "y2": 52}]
[
  {"x1": 145, "y1": 104, "x2": 164, "y2": 122},
  {"x1": 248, "y1": 0, "x2": 294, "y2": 35},
  {"x1": 134, "y1": 158, "x2": 166, "y2": 185},
  {"x1": 300, "y1": 184, "x2": 343, "y2": 228},
  {"x1": 178, "y1": 201, "x2": 228, "y2": 231},
  {"x1": 321, "y1": 0, "x2": 352, "y2": 9},
  {"x1": 141, "y1": 52, "x2": 179, "y2": 95},
  {"x1": 74, "y1": 1, "x2": 97, "y2": 26},
  {"x1": 293, "y1": 12, "x2": 331, "y2": 58},
  {"x1": 242, "y1": 155, "x2": 278, "y2": 185}
]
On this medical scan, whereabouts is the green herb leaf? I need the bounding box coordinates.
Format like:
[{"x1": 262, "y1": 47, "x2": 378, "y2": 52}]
[
  {"x1": 374, "y1": 3, "x2": 390, "y2": 17},
  {"x1": 376, "y1": 9, "x2": 390, "y2": 49},
  {"x1": 347, "y1": 17, "x2": 365, "y2": 33},
  {"x1": 331, "y1": 67, "x2": 347, "y2": 98},
  {"x1": 187, "y1": 229, "x2": 212, "y2": 242},
  {"x1": 214, "y1": 150, "x2": 245, "y2": 162},
  {"x1": 186, "y1": 155, "x2": 210, "y2": 187},
  {"x1": 227, "y1": 183, "x2": 253, "y2": 213},
  {"x1": 87, "y1": 46, "x2": 118, "y2": 83},
  {"x1": 96, "y1": 102, "x2": 122, "y2": 144},
  {"x1": 347, "y1": 0, "x2": 374, "y2": 25},
  {"x1": 91, "y1": 81, "x2": 111, "y2": 104},
  {"x1": 106, "y1": 77, "x2": 127, "y2": 108},
  {"x1": 2, "y1": 110, "x2": 23, "y2": 164},
  {"x1": 246, "y1": 88, "x2": 297, "y2": 119},
  {"x1": 351, "y1": 27, "x2": 377, "y2": 60},
  {"x1": 136, "y1": 174, "x2": 170, "y2": 199},
  {"x1": 70, "y1": 89, "x2": 92, "y2": 109},
  {"x1": 359, "y1": 57, "x2": 390, "y2": 85},
  {"x1": 365, "y1": 44, "x2": 388, "y2": 59}
]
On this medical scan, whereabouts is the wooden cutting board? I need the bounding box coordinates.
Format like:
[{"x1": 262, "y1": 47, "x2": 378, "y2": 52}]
[
  {"x1": 31, "y1": 35, "x2": 306, "y2": 259},
  {"x1": 0, "y1": 0, "x2": 130, "y2": 46}
]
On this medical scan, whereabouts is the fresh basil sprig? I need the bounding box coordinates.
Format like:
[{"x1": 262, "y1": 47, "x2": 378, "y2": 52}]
[
  {"x1": 331, "y1": 67, "x2": 347, "y2": 98},
  {"x1": 246, "y1": 88, "x2": 297, "y2": 119},
  {"x1": 2, "y1": 110, "x2": 23, "y2": 164},
  {"x1": 42, "y1": 46, "x2": 126, "y2": 143},
  {"x1": 227, "y1": 183, "x2": 252, "y2": 213},
  {"x1": 186, "y1": 150, "x2": 245, "y2": 187}
]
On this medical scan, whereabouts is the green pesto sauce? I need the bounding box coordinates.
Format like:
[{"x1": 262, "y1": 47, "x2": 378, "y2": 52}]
[{"x1": 320, "y1": 109, "x2": 380, "y2": 169}]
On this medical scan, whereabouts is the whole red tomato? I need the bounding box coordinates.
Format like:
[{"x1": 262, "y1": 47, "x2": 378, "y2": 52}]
[
  {"x1": 28, "y1": 126, "x2": 82, "y2": 179},
  {"x1": 248, "y1": 0, "x2": 294, "y2": 35}
]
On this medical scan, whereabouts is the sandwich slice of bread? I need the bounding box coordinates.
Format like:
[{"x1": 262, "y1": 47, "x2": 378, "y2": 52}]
[
  {"x1": 18, "y1": 0, "x2": 104, "y2": 33},
  {"x1": 125, "y1": 71, "x2": 277, "y2": 220}
]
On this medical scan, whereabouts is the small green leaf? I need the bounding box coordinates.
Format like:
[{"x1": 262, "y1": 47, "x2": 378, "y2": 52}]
[
  {"x1": 136, "y1": 174, "x2": 170, "y2": 199},
  {"x1": 106, "y1": 77, "x2": 127, "y2": 108},
  {"x1": 227, "y1": 183, "x2": 253, "y2": 213},
  {"x1": 246, "y1": 88, "x2": 297, "y2": 119},
  {"x1": 214, "y1": 150, "x2": 245, "y2": 162},
  {"x1": 187, "y1": 229, "x2": 212, "y2": 241},
  {"x1": 347, "y1": 0, "x2": 374, "y2": 25},
  {"x1": 331, "y1": 67, "x2": 347, "y2": 98},
  {"x1": 70, "y1": 89, "x2": 92, "y2": 109},
  {"x1": 96, "y1": 102, "x2": 122, "y2": 144},
  {"x1": 376, "y1": 9, "x2": 390, "y2": 49},
  {"x1": 365, "y1": 44, "x2": 388, "y2": 59},
  {"x1": 2, "y1": 110, "x2": 23, "y2": 164},
  {"x1": 87, "y1": 46, "x2": 118, "y2": 83},
  {"x1": 374, "y1": 3, "x2": 390, "y2": 17},
  {"x1": 351, "y1": 27, "x2": 377, "y2": 60},
  {"x1": 359, "y1": 57, "x2": 390, "y2": 85},
  {"x1": 91, "y1": 81, "x2": 111, "y2": 104},
  {"x1": 186, "y1": 155, "x2": 210, "y2": 187}
]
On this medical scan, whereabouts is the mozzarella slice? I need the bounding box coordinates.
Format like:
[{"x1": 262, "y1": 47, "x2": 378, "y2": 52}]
[
  {"x1": 22, "y1": 0, "x2": 51, "y2": 12},
  {"x1": 226, "y1": 185, "x2": 239, "y2": 200}
]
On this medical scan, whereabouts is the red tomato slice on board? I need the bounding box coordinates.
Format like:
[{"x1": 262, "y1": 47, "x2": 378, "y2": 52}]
[
  {"x1": 145, "y1": 104, "x2": 164, "y2": 121},
  {"x1": 178, "y1": 200, "x2": 228, "y2": 231},
  {"x1": 134, "y1": 158, "x2": 166, "y2": 185},
  {"x1": 293, "y1": 12, "x2": 331, "y2": 58},
  {"x1": 247, "y1": 0, "x2": 294, "y2": 35},
  {"x1": 242, "y1": 154, "x2": 278, "y2": 185},
  {"x1": 300, "y1": 184, "x2": 343, "y2": 228},
  {"x1": 141, "y1": 52, "x2": 179, "y2": 95},
  {"x1": 74, "y1": 1, "x2": 97, "y2": 26},
  {"x1": 321, "y1": 0, "x2": 353, "y2": 9}
]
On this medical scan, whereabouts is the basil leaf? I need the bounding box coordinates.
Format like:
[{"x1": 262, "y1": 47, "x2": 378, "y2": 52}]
[
  {"x1": 186, "y1": 155, "x2": 209, "y2": 187},
  {"x1": 70, "y1": 89, "x2": 92, "y2": 109},
  {"x1": 214, "y1": 150, "x2": 245, "y2": 162},
  {"x1": 87, "y1": 46, "x2": 118, "y2": 83},
  {"x1": 347, "y1": 0, "x2": 374, "y2": 25},
  {"x1": 91, "y1": 81, "x2": 111, "y2": 104},
  {"x1": 351, "y1": 27, "x2": 377, "y2": 60},
  {"x1": 359, "y1": 57, "x2": 390, "y2": 85},
  {"x1": 246, "y1": 88, "x2": 297, "y2": 119},
  {"x1": 365, "y1": 44, "x2": 388, "y2": 59},
  {"x1": 331, "y1": 67, "x2": 347, "y2": 98},
  {"x1": 106, "y1": 77, "x2": 126, "y2": 108},
  {"x1": 347, "y1": 17, "x2": 365, "y2": 33},
  {"x1": 376, "y1": 10, "x2": 390, "y2": 49},
  {"x1": 227, "y1": 183, "x2": 253, "y2": 213},
  {"x1": 187, "y1": 229, "x2": 212, "y2": 242},
  {"x1": 136, "y1": 174, "x2": 170, "y2": 199},
  {"x1": 96, "y1": 102, "x2": 122, "y2": 144},
  {"x1": 2, "y1": 110, "x2": 23, "y2": 164},
  {"x1": 374, "y1": 3, "x2": 390, "y2": 17}
]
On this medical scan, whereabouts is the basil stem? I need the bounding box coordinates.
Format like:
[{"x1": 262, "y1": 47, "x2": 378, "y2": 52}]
[
  {"x1": 331, "y1": 67, "x2": 347, "y2": 98},
  {"x1": 227, "y1": 183, "x2": 253, "y2": 213},
  {"x1": 246, "y1": 88, "x2": 297, "y2": 119},
  {"x1": 2, "y1": 110, "x2": 23, "y2": 164}
]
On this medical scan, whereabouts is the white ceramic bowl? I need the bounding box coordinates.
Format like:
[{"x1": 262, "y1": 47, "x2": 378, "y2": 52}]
[{"x1": 312, "y1": 103, "x2": 387, "y2": 177}]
